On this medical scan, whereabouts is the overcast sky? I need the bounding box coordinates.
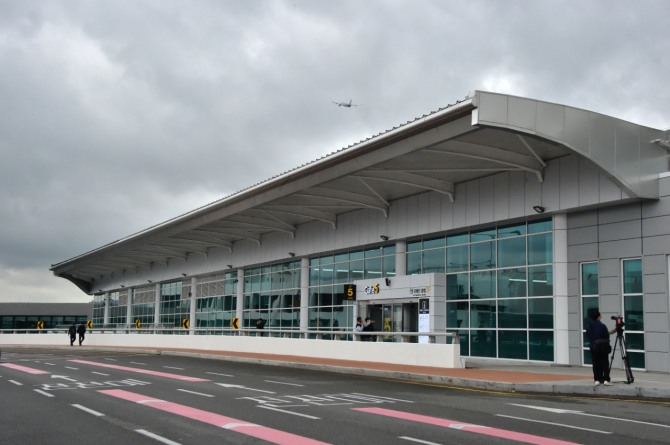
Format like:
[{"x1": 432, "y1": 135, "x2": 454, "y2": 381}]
[{"x1": 1, "y1": 0, "x2": 668, "y2": 303}]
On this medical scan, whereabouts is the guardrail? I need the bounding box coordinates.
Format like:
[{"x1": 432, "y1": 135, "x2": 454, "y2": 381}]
[{"x1": 0, "y1": 327, "x2": 459, "y2": 344}]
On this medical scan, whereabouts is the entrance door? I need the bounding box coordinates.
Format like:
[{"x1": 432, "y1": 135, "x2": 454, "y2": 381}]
[{"x1": 366, "y1": 302, "x2": 418, "y2": 342}]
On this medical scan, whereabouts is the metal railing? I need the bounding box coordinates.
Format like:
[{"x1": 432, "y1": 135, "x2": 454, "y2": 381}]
[{"x1": 0, "y1": 326, "x2": 459, "y2": 344}]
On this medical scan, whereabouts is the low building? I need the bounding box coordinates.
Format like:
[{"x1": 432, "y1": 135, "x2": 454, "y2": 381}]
[
  {"x1": 50, "y1": 91, "x2": 670, "y2": 372},
  {"x1": 0, "y1": 302, "x2": 91, "y2": 330}
]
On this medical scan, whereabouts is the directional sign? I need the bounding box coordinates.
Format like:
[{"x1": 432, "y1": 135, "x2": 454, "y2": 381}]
[
  {"x1": 345, "y1": 284, "x2": 356, "y2": 300},
  {"x1": 182, "y1": 318, "x2": 190, "y2": 329},
  {"x1": 86, "y1": 320, "x2": 93, "y2": 329},
  {"x1": 135, "y1": 319, "x2": 141, "y2": 329},
  {"x1": 36, "y1": 321, "x2": 45, "y2": 330},
  {"x1": 231, "y1": 317, "x2": 239, "y2": 330}
]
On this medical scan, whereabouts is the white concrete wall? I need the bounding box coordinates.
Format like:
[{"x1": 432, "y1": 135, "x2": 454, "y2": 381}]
[{"x1": 1, "y1": 333, "x2": 462, "y2": 368}]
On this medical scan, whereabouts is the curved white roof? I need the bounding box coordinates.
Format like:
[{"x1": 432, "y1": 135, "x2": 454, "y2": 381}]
[{"x1": 51, "y1": 91, "x2": 669, "y2": 293}]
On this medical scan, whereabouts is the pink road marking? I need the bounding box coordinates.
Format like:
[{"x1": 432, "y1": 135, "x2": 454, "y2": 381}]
[
  {"x1": 99, "y1": 389, "x2": 331, "y2": 445},
  {"x1": 0, "y1": 363, "x2": 50, "y2": 375},
  {"x1": 354, "y1": 407, "x2": 580, "y2": 445},
  {"x1": 69, "y1": 359, "x2": 209, "y2": 382}
]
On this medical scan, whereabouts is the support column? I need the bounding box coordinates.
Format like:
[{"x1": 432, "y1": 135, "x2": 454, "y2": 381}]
[
  {"x1": 103, "y1": 293, "x2": 110, "y2": 325},
  {"x1": 300, "y1": 257, "x2": 309, "y2": 332},
  {"x1": 395, "y1": 240, "x2": 407, "y2": 277},
  {"x1": 126, "y1": 289, "x2": 133, "y2": 327},
  {"x1": 189, "y1": 277, "x2": 197, "y2": 335},
  {"x1": 154, "y1": 283, "x2": 161, "y2": 326},
  {"x1": 236, "y1": 269, "x2": 244, "y2": 331},
  {"x1": 553, "y1": 213, "x2": 570, "y2": 365}
]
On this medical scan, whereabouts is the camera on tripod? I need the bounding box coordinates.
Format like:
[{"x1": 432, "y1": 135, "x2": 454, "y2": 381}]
[{"x1": 611, "y1": 315, "x2": 625, "y2": 333}]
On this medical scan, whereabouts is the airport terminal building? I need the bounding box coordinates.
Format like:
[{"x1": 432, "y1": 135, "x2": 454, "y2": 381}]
[{"x1": 50, "y1": 91, "x2": 670, "y2": 373}]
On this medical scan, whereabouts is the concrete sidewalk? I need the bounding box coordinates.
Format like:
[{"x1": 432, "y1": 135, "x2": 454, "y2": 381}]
[{"x1": 162, "y1": 348, "x2": 670, "y2": 401}]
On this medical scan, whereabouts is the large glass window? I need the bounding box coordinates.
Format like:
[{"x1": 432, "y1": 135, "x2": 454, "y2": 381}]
[
  {"x1": 622, "y1": 258, "x2": 645, "y2": 369},
  {"x1": 433, "y1": 219, "x2": 553, "y2": 361},
  {"x1": 580, "y1": 262, "x2": 599, "y2": 365},
  {"x1": 244, "y1": 261, "x2": 301, "y2": 333},
  {"x1": 309, "y1": 247, "x2": 395, "y2": 337},
  {"x1": 195, "y1": 272, "x2": 237, "y2": 334},
  {"x1": 160, "y1": 281, "x2": 189, "y2": 328}
]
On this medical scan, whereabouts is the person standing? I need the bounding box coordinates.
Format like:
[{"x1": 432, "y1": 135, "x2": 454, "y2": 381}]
[
  {"x1": 77, "y1": 322, "x2": 87, "y2": 346},
  {"x1": 354, "y1": 316, "x2": 364, "y2": 340},
  {"x1": 68, "y1": 323, "x2": 77, "y2": 346},
  {"x1": 256, "y1": 317, "x2": 266, "y2": 337},
  {"x1": 586, "y1": 309, "x2": 615, "y2": 386}
]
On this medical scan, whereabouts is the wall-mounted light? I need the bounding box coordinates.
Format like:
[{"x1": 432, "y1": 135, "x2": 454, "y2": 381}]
[
  {"x1": 385, "y1": 277, "x2": 391, "y2": 286},
  {"x1": 147, "y1": 280, "x2": 153, "y2": 283},
  {"x1": 181, "y1": 273, "x2": 187, "y2": 277},
  {"x1": 380, "y1": 235, "x2": 389, "y2": 241},
  {"x1": 288, "y1": 252, "x2": 296, "y2": 257},
  {"x1": 532, "y1": 205, "x2": 545, "y2": 214},
  {"x1": 120, "y1": 285, "x2": 125, "y2": 288}
]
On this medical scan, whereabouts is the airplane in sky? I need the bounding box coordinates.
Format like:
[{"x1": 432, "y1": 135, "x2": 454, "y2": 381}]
[{"x1": 332, "y1": 99, "x2": 358, "y2": 107}]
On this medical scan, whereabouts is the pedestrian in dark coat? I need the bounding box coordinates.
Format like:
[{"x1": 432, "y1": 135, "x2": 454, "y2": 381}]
[{"x1": 77, "y1": 323, "x2": 87, "y2": 346}]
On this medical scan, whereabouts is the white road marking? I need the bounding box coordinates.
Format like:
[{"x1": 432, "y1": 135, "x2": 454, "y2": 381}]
[
  {"x1": 177, "y1": 389, "x2": 215, "y2": 397},
  {"x1": 130, "y1": 362, "x2": 146, "y2": 365},
  {"x1": 264, "y1": 380, "x2": 305, "y2": 387},
  {"x1": 9, "y1": 380, "x2": 23, "y2": 386},
  {"x1": 206, "y1": 372, "x2": 234, "y2": 377},
  {"x1": 258, "y1": 405, "x2": 321, "y2": 419},
  {"x1": 399, "y1": 437, "x2": 443, "y2": 445},
  {"x1": 43, "y1": 362, "x2": 56, "y2": 366},
  {"x1": 104, "y1": 358, "x2": 117, "y2": 361},
  {"x1": 92, "y1": 371, "x2": 110, "y2": 376},
  {"x1": 496, "y1": 414, "x2": 612, "y2": 434},
  {"x1": 163, "y1": 366, "x2": 184, "y2": 370},
  {"x1": 51, "y1": 375, "x2": 76, "y2": 382},
  {"x1": 136, "y1": 429, "x2": 182, "y2": 445},
  {"x1": 72, "y1": 404, "x2": 105, "y2": 417},
  {"x1": 215, "y1": 383, "x2": 275, "y2": 393},
  {"x1": 352, "y1": 393, "x2": 414, "y2": 403},
  {"x1": 65, "y1": 366, "x2": 79, "y2": 370},
  {"x1": 34, "y1": 389, "x2": 55, "y2": 398},
  {"x1": 510, "y1": 403, "x2": 670, "y2": 429}
]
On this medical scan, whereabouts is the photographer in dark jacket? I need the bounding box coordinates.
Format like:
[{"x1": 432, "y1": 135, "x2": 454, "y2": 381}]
[{"x1": 586, "y1": 309, "x2": 616, "y2": 386}]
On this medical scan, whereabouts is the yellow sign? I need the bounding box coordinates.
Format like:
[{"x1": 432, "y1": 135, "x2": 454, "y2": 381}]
[
  {"x1": 182, "y1": 318, "x2": 190, "y2": 329},
  {"x1": 135, "y1": 319, "x2": 141, "y2": 329},
  {"x1": 36, "y1": 320, "x2": 45, "y2": 330},
  {"x1": 86, "y1": 320, "x2": 93, "y2": 329},
  {"x1": 231, "y1": 317, "x2": 239, "y2": 330},
  {"x1": 345, "y1": 284, "x2": 356, "y2": 300}
]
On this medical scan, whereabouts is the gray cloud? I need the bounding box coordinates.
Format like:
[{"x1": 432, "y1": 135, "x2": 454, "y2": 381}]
[{"x1": 1, "y1": 0, "x2": 668, "y2": 302}]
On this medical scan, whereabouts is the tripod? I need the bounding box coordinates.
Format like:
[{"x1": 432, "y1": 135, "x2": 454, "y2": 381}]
[{"x1": 609, "y1": 329, "x2": 634, "y2": 384}]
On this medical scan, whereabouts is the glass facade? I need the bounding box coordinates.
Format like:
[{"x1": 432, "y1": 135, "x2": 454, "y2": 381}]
[
  {"x1": 418, "y1": 219, "x2": 555, "y2": 361},
  {"x1": 132, "y1": 286, "x2": 156, "y2": 326},
  {"x1": 581, "y1": 262, "x2": 599, "y2": 365},
  {"x1": 622, "y1": 258, "x2": 645, "y2": 369},
  {"x1": 243, "y1": 261, "x2": 301, "y2": 331},
  {"x1": 160, "y1": 281, "x2": 189, "y2": 328},
  {"x1": 195, "y1": 272, "x2": 237, "y2": 333},
  {"x1": 309, "y1": 247, "x2": 396, "y2": 335},
  {"x1": 0, "y1": 314, "x2": 87, "y2": 330}
]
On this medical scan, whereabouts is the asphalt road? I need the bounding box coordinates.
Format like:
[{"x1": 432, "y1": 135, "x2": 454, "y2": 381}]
[{"x1": 1, "y1": 347, "x2": 669, "y2": 445}]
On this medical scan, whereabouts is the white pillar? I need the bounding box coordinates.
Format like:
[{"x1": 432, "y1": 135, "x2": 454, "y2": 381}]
[
  {"x1": 236, "y1": 269, "x2": 244, "y2": 329},
  {"x1": 126, "y1": 289, "x2": 133, "y2": 326},
  {"x1": 395, "y1": 240, "x2": 407, "y2": 276},
  {"x1": 103, "y1": 293, "x2": 110, "y2": 325},
  {"x1": 553, "y1": 213, "x2": 570, "y2": 365},
  {"x1": 154, "y1": 283, "x2": 161, "y2": 325},
  {"x1": 300, "y1": 257, "x2": 309, "y2": 331},
  {"x1": 189, "y1": 277, "x2": 197, "y2": 335}
]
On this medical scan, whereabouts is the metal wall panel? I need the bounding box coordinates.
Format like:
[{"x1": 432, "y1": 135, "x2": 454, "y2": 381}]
[
  {"x1": 567, "y1": 226, "x2": 598, "y2": 246},
  {"x1": 598, "y1": 238, "x2": 643, "y2": 260},
  {"x1": 493, "y1": 173, "x2": 510, "y2": 221},
  {"x1": 599, "y1": 220, "x2": 642, "y2": 242},
  {"x1": 478, "y1": 175, "x2": 495, "y2": 224},
  {"x1": 508, "y1": 171, "x2": 526, "y2": 217},
  {"x1": 559, "y1": 156, "x2": 580, "y2": 209},
  {"x1": 507, "y1": 96, "x2": 536, "y2": 131},
  {"x1": 643, "y1": 234, "x2": 670, "y2": 256},
  {"x1": 578, "y1": 159, "x2": 600, "y2": 207},
  {"x1": 536, "y1": 101, "x2": 565, "y2": 140},
  {"x1": 465, "y1": 181, "x2": 480, "y2": 227}
]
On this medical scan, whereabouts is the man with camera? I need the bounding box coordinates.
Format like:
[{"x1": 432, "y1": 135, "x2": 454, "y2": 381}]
[{"x1": 586, "y1": 309, "x2": 616, "y2": 386}]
